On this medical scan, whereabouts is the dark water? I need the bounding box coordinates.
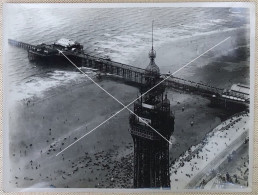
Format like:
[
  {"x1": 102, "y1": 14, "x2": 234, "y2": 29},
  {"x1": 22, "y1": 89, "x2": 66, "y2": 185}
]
[{"x1": 4, "y1": 6, "x2": 250, "y2": 100}]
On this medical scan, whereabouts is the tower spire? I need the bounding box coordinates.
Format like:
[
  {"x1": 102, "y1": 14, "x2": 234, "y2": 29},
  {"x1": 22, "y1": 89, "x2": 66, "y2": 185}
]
[
  {"x1": 152, "y1": 20, "x2": 154, "y2": 50},
  {"x1": 149, "y1": 20, "x2": 156, "y2": 60},
  {"x1": 146, "y1": 20, "x2": 159, "y2": 75}
]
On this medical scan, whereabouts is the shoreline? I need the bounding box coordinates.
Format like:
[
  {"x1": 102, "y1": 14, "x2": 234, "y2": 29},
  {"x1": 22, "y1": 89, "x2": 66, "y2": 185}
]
[
  {"x1": 8, "y1": 77, "x2": 237, "y2": 189},
  {"x1": 8, "y1": 24, "x2": 250, "y2": 106}
]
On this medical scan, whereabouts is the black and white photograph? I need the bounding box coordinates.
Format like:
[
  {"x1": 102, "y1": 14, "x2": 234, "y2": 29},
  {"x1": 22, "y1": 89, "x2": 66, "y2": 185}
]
[{"x1": 3, "y1": 3, "x2": 255, "y2": 192}]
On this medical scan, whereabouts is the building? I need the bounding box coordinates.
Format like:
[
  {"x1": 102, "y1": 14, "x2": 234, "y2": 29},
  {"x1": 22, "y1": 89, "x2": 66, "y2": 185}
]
[
  {"x1": 229, "y1": 83, "x2": 250, "y2": 100},
  {"x1": 53, "y1": 38, "x2": 84, "y2": 52},
  {"x1": 129, "y1": 22, "x2": 174, "y2": 188},
  {"x1": 28, "y1": 38, "x2": 84, "y2": 61}
]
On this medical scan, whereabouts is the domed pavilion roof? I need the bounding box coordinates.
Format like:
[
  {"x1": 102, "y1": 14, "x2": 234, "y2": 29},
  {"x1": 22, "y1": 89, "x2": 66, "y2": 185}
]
[{"x1": 145, "y1": 48, "x2": 160, "y2": 75}]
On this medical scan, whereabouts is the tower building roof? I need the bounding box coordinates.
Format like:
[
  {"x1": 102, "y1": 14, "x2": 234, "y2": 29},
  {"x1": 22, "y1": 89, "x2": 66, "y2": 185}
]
[{"x1": 145, "y1": 58, "x2": 160, "y2": 75}]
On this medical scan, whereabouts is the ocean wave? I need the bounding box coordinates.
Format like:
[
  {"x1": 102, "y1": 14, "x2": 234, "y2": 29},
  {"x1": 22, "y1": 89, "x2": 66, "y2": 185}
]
[
  {"x1": 10, "y1": 70, "x2": 95, "y2": 102},
  {"x1": 8, "y1": 25, "x2": 248, "y2": 103},
  {"x1": 7, "y1": 7, "x2": 249, "y2": 103},
  {"x1": 94, "y1": 25, "x2": 248, "y2": 66}
]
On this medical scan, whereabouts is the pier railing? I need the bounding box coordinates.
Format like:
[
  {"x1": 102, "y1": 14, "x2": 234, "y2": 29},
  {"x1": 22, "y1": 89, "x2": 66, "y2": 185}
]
[
  {"x1": 8, "y1": 39, "x2": 37, "y2": 50},
  {"x1": 8, "y1": 39, "x2": 249, "y2": 107}
]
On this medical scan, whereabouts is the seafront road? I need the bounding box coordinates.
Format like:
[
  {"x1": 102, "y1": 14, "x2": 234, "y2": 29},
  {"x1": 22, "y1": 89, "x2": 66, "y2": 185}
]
[{"x1": 185, "y1": 130, "x2": 248, "y2": 188}]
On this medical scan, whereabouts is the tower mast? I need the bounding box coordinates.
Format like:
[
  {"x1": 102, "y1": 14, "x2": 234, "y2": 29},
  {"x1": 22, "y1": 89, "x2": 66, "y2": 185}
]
[{"x1": 152, "y1": 20, "x2": 154, "y2": 50}]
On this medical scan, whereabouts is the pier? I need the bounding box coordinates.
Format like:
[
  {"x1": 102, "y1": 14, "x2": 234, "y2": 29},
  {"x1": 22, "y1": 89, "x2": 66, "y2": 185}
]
[
  {"x1": 8, "y1": 39, "x2": 37, "y2": 50},
  {"x1": 8, "y1": 39, "x2": 249, "y2": 109}
]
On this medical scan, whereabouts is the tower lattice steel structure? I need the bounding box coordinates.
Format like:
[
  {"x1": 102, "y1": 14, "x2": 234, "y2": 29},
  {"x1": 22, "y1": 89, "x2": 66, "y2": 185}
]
[{"x1": 129, "y1": 21, "x2": 174, "y2": 188}]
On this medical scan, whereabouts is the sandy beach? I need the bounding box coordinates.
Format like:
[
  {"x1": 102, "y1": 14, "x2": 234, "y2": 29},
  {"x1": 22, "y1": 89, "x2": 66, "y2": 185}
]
[{"x1": 8, "y1": 79, "x2": 235, "y2": 189}]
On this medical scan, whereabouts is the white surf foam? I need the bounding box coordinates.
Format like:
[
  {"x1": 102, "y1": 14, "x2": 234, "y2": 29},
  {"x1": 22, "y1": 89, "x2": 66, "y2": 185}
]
[
  {"x1": 94, "y1": 24, "x2": 248, "y2": 67},
  {"x1": 10, "y1": 70, "x2": 95, "y2": 102}
]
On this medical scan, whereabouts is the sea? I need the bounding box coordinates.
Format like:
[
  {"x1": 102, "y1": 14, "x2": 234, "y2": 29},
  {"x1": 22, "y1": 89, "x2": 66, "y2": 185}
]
[{"x1": 4, "y1": 6, "x2": 250, "y2": 101}]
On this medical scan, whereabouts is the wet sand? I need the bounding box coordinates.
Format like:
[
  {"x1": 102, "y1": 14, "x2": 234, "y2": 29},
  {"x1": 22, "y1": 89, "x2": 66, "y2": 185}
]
[
  {"x1": 7, "y1": 26, "x2": 249, "y2": 189},
  {"x1": 8, "y1": 79, "x2": 137, "y2": 188},
  {"x1": 8, "y1": 78, "x2": 234, "y2": 189}
]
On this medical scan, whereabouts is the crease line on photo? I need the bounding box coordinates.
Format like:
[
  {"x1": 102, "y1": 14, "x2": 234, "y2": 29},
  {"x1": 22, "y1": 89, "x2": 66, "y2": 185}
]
[
  {"x1": 55, "y1": 36, "x2": 231, "y2": 156},
  {"x1": 56, "y1": 50, "x2": 172, "y2": 156}
]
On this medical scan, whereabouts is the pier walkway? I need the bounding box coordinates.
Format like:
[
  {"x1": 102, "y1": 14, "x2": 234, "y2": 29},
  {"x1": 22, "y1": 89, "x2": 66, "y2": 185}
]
[{"x1": 8, "y1": 39, "x2": 249, "y2": 108}]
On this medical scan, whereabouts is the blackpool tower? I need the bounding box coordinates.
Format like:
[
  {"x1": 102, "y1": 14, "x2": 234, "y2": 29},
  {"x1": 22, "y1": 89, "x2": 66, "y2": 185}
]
[{"x1": 129, "y1": 21, "x2": 175, "y2": 188}]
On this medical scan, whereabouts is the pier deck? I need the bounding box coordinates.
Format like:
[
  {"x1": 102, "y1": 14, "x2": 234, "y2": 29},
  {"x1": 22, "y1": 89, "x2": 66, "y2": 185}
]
[{"x1": 8, "y1": 39, "x2": 249, "y2": 108}]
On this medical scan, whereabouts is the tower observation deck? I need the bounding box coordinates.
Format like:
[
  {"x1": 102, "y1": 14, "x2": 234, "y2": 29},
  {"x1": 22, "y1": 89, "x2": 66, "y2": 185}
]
[{"x1": 129, "y1": 21, "x2": 175, "y2": 188}]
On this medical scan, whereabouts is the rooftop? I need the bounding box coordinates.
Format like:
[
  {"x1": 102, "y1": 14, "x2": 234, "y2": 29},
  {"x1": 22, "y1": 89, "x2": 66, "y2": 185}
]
[
  {"x1": 55, "y1": 38, "x2": 76, "y2": 47},
  {"x1": 230, "y1": 84, "x2": 250, "y2": 95}
]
